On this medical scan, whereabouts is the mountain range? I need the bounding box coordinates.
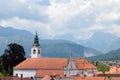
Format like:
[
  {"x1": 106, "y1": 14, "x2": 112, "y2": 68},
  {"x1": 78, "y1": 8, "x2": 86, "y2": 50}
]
[
  {"x1": 0, "y1": 26, "x2": 102, "y2": 58},
  {"x1": 1, "y1": 26, "x2": 120, "y2": 60},
  {"x1": 80, "y1": 31, "x2": 118, "y2": 53}
]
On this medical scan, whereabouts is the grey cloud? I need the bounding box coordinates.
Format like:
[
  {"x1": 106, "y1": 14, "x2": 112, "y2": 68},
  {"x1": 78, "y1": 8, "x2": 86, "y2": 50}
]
[
  {"x1": 54, "y1": 0, "x2": 70, "y2": 3},
  {"x1": 66, "y1": 13, "x2": 97, "y2": 29},
  {"x1": 0, "y1": 0, "x2": 49, "y2": 23},
  {"x1": 100, "y1": 18, "x2": 120, "y2": 26},
  {"x1": 54, "y1": 33, "x2": 76, "y2": 42},
  {"x1": 1, "y1": 0, "x2": 120, "y2": 41},
  {"x1": 34, "y1": 0, "x2": 50, "y2": 6},
  {"x1": 114, "y1": 19, "x2": 120, "y2": 25}
]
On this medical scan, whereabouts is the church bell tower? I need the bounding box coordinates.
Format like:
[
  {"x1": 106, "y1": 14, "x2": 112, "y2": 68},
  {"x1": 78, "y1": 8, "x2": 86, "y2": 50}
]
[{"x1": 31, "y1": 32, "x2": 41, "y2": 58}]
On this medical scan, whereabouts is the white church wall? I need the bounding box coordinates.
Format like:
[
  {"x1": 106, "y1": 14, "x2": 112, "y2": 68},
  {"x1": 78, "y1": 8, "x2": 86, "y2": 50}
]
[
  {"x1": 64, "y1": 70, "x2": 79, "y2": 76},
  {"x1": 84, "y1": 70, "x2": 92, "y2": 77},
  {"x1": 81, "y1": 69, "x2": 97, "y2": 77},
  {"x1": 77, "y1": 70, "x2": 83, "y2": 76},
  {"x1": 93, "y1": 69, "x2": 98, "y2": 76},
  {"x1": 64, "y1": 69, "x2": 97, "y2": 77},
  {"x1": 13, "y1": 69, "x2": 36, "y2": 78},
  {"x1": 65, "y1": 59, "x2": 77, "y2": 70},
  {"x1": 64, "y1": 58, "x2": 79, "y2": 77}
]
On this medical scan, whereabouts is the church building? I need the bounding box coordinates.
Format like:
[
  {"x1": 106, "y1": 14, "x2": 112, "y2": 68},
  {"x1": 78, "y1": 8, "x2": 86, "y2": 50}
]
[{"x1": 13, "y1": 33, "x2": 97, "y2": 79}]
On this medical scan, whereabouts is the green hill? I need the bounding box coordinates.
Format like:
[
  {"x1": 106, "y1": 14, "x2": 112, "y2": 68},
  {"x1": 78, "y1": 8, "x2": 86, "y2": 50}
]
[{"x1": 88, "y1": 48, "x2": 120, "y2": 61}]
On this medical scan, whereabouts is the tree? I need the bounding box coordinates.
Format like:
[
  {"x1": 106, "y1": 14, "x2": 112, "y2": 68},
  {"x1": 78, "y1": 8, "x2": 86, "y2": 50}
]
[
  {"x1": 97, "y1": 63, "x2": 110, "y2": 73},
  {"x1": 1, "y1": 43, "x2": 26, "y2": 74},
  {"x1": 95, "y1": 61, "x2": 98, "y2": 66}
]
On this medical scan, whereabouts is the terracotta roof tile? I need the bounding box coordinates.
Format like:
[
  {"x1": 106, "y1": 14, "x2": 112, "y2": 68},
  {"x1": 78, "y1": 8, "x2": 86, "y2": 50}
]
[
  {"x1": 22, "y1": 78, "x2": 31, "y2": 80},
  {"x1": 110, "y1": 66, "x2": 120, "y2": 74},
  {"x1": 41, "y1": 75, "x2": 51, "y2": 80},
  {"x1": 14, "y1": 58, "x2": 96, "y2": 70},
  {"x1": 35, "y1": 70, "x2": 64, "y2": 78},
  {"x1": 75, "y1": 77, "x2": 105, "y2": 80},
  {"x1": 75, "y1": 58, "x2": 97, "y2": 69},
  {"x1": 0, "y1": 76, "x2": 20, "y2": 80},
  {"x1": 14, "y1": 58, "x2": 67, "y2": 70}
]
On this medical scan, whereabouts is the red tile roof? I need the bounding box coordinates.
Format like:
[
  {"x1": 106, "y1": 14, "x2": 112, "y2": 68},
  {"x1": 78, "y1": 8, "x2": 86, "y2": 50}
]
[
  {"x1": 110, "y1": 65, "x2": 120, "y2": 74},
  {"x1": 14, "y1": 58, "x2": 96, "y2": 70},
  {"x1": 75, "y1": 77, "x2": 105, "y2": 80},
  {"x1": 35, "y1": 70, "x2": 64, "y2": 78},
  {"x1": 75, "y1": 58, "x2": 96, "y2": 69},
  {"x1": 41, "y1": 75, "x2": 51, "y2": 80},
  {"x1": 0, "y1": 76, "x2": 20, "y2": 80},
  {"x1": 22, "y1": 78, "x2": 31, "y2": 80},
  {"x1": 0, "y1": 76, "x2": 31, "y2": 80},
  {"x1": 14, "y1": 58, "x2": 67, "y2": 70}
]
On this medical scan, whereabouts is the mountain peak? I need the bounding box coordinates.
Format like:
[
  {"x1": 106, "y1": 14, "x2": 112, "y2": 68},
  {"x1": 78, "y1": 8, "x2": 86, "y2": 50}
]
[
  {"x1": 92, "y1": 31, "x2": 118, "y2": 39},
  {"x1": 0, "y1": 26, "x2": 33, "y2": 38},
  {"x1": 81, "y1": 31, "x2": 118, "y2": 53}
]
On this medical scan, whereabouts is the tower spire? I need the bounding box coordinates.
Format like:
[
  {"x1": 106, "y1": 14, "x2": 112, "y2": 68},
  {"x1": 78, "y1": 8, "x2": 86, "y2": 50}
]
[
  {"x1": 31, "y1": 32, "x2": 41, "y2": 58},
  {"x1": 33, "y1": 32, "x2": 40, "y2": 46}
]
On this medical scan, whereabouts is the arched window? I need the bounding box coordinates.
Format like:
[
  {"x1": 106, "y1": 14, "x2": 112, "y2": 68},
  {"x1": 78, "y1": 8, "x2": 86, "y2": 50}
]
[
  {"x1": 38, "y1": 50, "x2": 40, "y2": 54},
  {"x1": 33, "y1": 49, "x2": 36, "y2": 54}
]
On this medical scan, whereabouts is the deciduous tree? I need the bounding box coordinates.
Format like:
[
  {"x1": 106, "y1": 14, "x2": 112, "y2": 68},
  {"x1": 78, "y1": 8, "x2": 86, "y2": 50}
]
[{"x1": 1, "y1": 43, "x2": 26, "y2": 74}]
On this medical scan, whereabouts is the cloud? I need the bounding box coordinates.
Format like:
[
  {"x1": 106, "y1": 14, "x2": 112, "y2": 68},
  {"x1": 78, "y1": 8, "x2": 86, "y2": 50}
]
[
  {"x1": 0, "y1": 17, "x2": 55, "y2": 39},
  {"x1": 0, "y1": 0, "x2": 120, "y2": 41},
  {"x1": 0, "y1": 0, "x2": 49, "y2": 22},
  {"x1": 34, "y1": 0, "x2": 50, "y2": 6}
]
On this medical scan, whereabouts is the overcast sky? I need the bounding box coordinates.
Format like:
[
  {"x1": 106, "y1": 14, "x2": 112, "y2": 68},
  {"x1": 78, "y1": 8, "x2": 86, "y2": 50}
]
[{"x1": 0, "y1": 0, "x2": 120, "y2": 41}]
